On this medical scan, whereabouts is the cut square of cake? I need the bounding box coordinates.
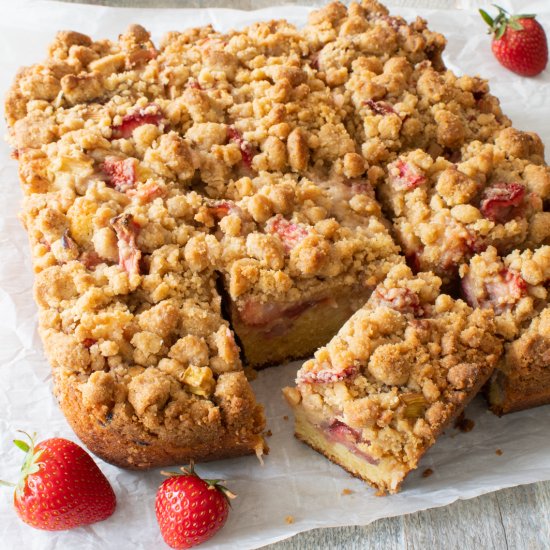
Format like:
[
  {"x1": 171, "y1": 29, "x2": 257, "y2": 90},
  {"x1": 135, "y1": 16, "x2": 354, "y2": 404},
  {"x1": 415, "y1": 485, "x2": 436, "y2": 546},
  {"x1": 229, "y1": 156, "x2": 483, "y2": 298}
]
[
  {"x1": 378, "y1": 137, "x2": 550, "y2": 284},
  {"x1": 205, "y1": 172, "x2": 403, "y2": 367},
  {"x1": 460, "y1": 245, "x2": 550, "y2": 414},
  {"x1": 283, "y1": 264, "x2": 502, "y2": 494}
]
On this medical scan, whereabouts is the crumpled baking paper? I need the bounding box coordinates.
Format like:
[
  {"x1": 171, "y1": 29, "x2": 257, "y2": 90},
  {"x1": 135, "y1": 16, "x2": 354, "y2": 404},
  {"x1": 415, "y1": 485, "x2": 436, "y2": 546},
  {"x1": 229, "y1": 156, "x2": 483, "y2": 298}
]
[{"x1": 0, "y1": 1, "x2": 549, "y2": 548}]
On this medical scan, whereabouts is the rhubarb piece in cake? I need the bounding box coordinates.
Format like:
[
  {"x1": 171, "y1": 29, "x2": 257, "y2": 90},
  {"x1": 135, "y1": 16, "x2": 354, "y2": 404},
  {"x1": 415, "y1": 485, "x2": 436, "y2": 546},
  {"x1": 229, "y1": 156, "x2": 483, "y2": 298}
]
[
  {"x1": 283, "y1": 265, "x2": 502, "y2": 494},
  {"x1": 460, "y1": 245, "x2": 550, "y2": 414},
  {"x1": 380, "y1": 137, "x2": 550, "y2": 284},
  {"x1": 208, "y1": 172, "x2": 403, "y2": 368}
]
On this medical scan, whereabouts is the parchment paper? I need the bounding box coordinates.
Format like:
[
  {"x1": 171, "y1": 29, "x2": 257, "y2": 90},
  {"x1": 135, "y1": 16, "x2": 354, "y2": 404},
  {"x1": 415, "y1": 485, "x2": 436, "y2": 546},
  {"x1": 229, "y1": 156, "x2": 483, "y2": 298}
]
[{"x1": 0, "y1": 1, "x2": 549, "y2": 549}]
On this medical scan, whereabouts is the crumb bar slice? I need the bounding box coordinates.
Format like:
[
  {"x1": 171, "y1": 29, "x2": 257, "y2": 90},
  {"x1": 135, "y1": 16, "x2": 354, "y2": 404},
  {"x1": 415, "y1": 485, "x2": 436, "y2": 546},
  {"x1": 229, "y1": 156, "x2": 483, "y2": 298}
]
[
  {"x1": 380, "y1": 137, "x2": 550, "y2": 284},
  {"x1": 284, "y1": 265, "x2": 501, "y2": 493},
  {"x1": 207, "y1": 172, "x2": 403, "y2": 367},
  {"x1": 38, "y1": 257, "x2": 266, "y2": 469},
  {"x1": 461, "y1": 245, "x2": 550, "y2": 414}
]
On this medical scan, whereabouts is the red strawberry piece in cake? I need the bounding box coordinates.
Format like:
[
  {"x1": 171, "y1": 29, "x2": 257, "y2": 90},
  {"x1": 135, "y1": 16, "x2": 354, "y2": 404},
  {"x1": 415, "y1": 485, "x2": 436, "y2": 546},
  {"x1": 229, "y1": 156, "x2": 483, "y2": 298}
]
[
  {"x1": 297, "y1": 363, "x2": 358, "y2": 385},
  {"x1": 208, "y1": 201, "x2": 236, "y2": 220},
  {"x1": 239, "y1": 297, "x2": 327, "y2": 329},
  {"x1": 227, "y1": 126, "x2": 257, "y2": 169},
  {"x1": 79, "y1": 250, "x2": 103, "y2": 270},
  {"x1": 480, "y1": 181, "x2": 525, "y2": 223},
  {"x1": 388, "y1": 159, "x2": 426, "y2": 191},
  {"x1": 110, "y1": 214, "x2": 141, "y2": 275},
  {"x1": 371, "y1": 286, "x2": 424, "y2": 316},
  {"x1": 265, "y1": 215, "x2": 308, "y2": 253},
  {"x1": 326, "y1": 420, "x2": 378, "y2": 464},
  {"x1": 127, "y1": 181, "x2": 164, "y2": 203},
  {"x1": 463, "y1": 267, "x2": 527, "y2": 314},
  {"x1": 364, "y1": 99, "x2": 395, "y2": 115},
  {"x1": 111, "y1": 105, "x2": 162, "y2": 139},
  {"x1": 102, "y1": 157, "x2": 136, "y2": 192}
]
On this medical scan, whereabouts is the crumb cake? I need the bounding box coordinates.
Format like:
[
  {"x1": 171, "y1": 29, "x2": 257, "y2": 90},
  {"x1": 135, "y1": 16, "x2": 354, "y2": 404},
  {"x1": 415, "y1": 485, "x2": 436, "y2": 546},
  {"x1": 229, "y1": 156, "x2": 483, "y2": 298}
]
[
  {"x1": 283, "y1": 265, "x2": 502, "y2": 493},
  {"x1": 460, "y1": 246, "x2": 550, "y2": 414},
  {"x1": 5, "y1": 0, "x2": 550, "y2": 478}
]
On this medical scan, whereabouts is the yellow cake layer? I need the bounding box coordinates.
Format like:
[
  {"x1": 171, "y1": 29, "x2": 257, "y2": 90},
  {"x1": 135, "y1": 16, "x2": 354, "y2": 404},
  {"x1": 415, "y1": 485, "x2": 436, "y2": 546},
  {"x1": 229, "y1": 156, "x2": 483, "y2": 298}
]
[{"x1": 293, "y1": 406, "x2": 410, "y2": 495}]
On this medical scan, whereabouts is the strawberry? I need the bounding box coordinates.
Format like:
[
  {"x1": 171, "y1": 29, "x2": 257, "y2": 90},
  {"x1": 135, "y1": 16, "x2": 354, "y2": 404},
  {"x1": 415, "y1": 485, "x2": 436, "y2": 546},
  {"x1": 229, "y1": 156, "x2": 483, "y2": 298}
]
[
  {"x1": 480, "y1": 6, "x2": 548, "y2": 77},
  {"x1": 388, "y1": 159, "x2": 426, "y2": 192},
  {"x1": 364, "y1": 99, "x2": 395, "y2": 115},
  {"x1": 480, "y1": 181, "x2": 525, "y2": 223},
  {"x1": 297, "y1": 364, "x2": 358, "y2": 385},
  {"x1": 227, "y1": 126, "x2": 257, "y2": 169},
  {"x1": 265, "y1": 214, "x2": 308, "y2": 253},
  {"x1": 155, "y1": 463, "x2": 235, "y2": 549},
  {"x1": 371, "y1": 286, "x2": 424, "y2": 316},
  {"x1": 111, "y1": 105, "x2": 162, "y2": 139},
  {"x1": 102, "y1": 156, "x2": 137, "y2": 192},
  {"x1": 110, "y1": 214, "x2": 142, "y2": 275},
  {"x1": 1, "y1": 432, "x2": 116, "y2": 531}
]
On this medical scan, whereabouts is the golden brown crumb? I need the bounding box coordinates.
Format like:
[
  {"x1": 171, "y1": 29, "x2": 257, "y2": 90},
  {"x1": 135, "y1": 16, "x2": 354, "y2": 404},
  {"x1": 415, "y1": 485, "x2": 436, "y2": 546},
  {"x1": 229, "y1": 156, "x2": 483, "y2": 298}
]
[
  {"x1": 422, "y1": 468, "x2": 434, "y2": 478},
  {"x1": 285, "y1": 515, "x2": 295, "y2": 525},
  {"x1": 341, "y1": 488, "x2": 354, "y2": 495},
  {"x1": 265, "y1": 429, "x2": 273, "y2": 437},
  {"x1": 496, "y1": 449, "x2": 503, "y2": 456},
  {"x1": 454, "y1": 413, "x2": 475, "y2": 433}
]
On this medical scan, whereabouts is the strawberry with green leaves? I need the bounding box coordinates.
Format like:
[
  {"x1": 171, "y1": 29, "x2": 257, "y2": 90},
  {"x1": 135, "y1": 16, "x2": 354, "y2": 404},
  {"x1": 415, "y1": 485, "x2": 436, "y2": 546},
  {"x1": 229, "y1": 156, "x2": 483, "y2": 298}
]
[
  {"x1": 155, "y1": 463, "x2": 236, "y2": 549},
  {"x1": 1, "y1": 432, "x2": 116, "y2": 531},
  {"x1": 480, "y1": 5, "x2": 548, "y2": 77}
]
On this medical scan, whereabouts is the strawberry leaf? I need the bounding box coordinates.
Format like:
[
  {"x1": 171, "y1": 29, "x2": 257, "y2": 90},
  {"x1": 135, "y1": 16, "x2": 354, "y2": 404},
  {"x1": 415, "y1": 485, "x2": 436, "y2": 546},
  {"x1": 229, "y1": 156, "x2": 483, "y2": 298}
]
[
  {"x1": 493, "y1": 5, "x2": 509, "y2": 16},
  {"x1": 479, "y1": 9, "x2": 494, "y2": 27},
  {"x1": 13, "y1": 440, "x2": 30, "y2": 453},
  {"x1": 495, "y1": 23, "x2": 507, "y2": 40},
  {"x1": 509, "y1": 19, "x2": 524, "y2": 31}
]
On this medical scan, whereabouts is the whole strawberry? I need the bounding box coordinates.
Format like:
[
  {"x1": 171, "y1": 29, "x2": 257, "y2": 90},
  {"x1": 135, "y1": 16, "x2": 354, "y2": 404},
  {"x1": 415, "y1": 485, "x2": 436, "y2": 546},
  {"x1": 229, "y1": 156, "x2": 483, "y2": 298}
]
[
  {"x1": 155, "y1": 463, "x2": 235, "y2": 549},
  {"x1": 0, "y1": 432, "x2": 116, "y2": 530},
  {"x1": 480, "y1": 6, "x2": 548, "y2": 76}
]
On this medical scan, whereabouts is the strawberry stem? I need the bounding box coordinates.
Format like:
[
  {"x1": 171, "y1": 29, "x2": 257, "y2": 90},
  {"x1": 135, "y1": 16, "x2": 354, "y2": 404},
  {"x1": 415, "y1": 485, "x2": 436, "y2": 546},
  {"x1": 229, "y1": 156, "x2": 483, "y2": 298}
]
[
  {"x1": 161, "y1": 462, "x2": 237, "y2": 505},
  {"x1": 480, "y1": 5, "x2": 537, "y2": 39},
  {"x1": 1, "y1": 431, "x2": 43, "y2": 493}
]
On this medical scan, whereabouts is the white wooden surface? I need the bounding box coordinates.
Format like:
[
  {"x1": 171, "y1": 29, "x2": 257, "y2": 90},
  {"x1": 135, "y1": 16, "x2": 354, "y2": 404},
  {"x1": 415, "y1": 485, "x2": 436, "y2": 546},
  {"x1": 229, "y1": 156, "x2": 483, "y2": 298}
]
[{"x1": 60, "y1": 0, "x2": 550, "y2": 548}]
